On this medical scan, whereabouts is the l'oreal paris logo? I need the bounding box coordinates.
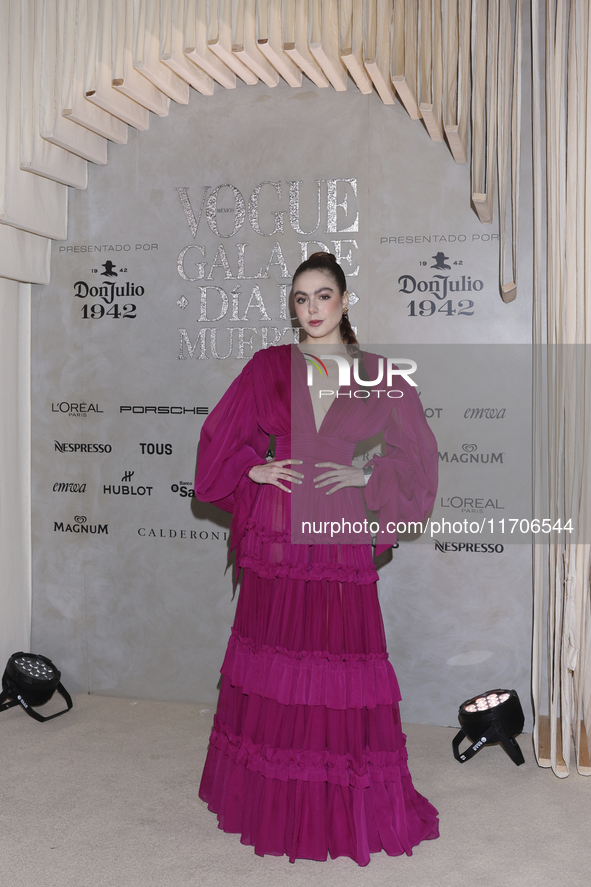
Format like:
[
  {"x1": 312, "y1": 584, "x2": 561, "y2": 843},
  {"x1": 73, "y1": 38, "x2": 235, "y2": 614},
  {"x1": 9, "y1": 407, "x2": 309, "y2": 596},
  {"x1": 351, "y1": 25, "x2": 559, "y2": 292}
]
[{"x1": 304, "y1": 355, "x2": 417, "y2": 389}]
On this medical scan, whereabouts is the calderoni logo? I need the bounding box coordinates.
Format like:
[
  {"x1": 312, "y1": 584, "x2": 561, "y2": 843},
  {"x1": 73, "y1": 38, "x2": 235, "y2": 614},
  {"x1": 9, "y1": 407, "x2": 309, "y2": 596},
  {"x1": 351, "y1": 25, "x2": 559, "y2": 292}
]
[
  {"x1": 53, "y1": 482, "x2": 87, "y2": 493},
  {"x1": 54, "y1": 441, "x2": 112, "y2": 453},
  {"x1": 438, "y1": 444, "x2": 504, "y2": 464},
  {"x1": 440, "y1": 496, "x2": 504, "y2": 514},
  {"x1": 51, "y1": 401, "x2": 103, "y2": 417},
  {"x1": 54, "y1": 515, "x2": 108, "y2": 534},
  {"x1": 434, "y1": 541, "x2": 505, "y2": 553},
  {"x1": 119, "y1": 406, "x2": 208, "y2": 415},
  {"x1": 138, "y1": 527, "x2": 228, "y2": 541}
]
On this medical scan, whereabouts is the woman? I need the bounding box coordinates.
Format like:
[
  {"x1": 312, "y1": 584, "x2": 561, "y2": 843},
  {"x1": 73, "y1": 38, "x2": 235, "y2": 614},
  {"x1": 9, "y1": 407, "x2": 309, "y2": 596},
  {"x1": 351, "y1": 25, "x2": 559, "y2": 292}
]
[{"x1": 194, "y1": 252, "x2": 439, "y2": 865}]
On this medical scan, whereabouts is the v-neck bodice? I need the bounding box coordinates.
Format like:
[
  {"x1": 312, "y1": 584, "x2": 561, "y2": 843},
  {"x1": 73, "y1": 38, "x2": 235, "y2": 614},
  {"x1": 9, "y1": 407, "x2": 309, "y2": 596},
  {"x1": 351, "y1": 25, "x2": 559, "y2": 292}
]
[
  {"x1": 195, "y1": 342, "x2": 439, "y2": 556},
  {"x1": 293, "y1": 345, "x2": 357, "y2": 436}
]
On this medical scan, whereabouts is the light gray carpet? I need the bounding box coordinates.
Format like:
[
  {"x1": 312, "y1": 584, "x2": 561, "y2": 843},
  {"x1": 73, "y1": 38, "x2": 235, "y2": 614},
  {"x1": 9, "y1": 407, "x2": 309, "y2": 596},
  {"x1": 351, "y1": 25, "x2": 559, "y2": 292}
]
[{"x1": 0, "y1": 694, "x2": 589, "y2": 887}]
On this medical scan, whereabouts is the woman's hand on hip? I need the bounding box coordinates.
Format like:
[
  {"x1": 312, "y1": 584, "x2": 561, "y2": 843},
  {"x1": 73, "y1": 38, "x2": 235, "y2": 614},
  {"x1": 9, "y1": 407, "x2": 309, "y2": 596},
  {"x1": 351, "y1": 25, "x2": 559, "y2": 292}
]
[
  {"x1": 248, "y1": 459, "x2": 304, "y2": 493},
  {"x1": 313, "y1": 462, "x2": 365, "y2": 495}
]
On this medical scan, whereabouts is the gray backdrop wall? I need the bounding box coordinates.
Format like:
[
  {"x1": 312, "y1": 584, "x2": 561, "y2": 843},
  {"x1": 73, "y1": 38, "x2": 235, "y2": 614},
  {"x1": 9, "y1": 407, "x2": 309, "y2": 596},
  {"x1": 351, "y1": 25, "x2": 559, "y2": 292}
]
[{"x1": 31, "y1": 79, "x2": 533, "y2": 727}]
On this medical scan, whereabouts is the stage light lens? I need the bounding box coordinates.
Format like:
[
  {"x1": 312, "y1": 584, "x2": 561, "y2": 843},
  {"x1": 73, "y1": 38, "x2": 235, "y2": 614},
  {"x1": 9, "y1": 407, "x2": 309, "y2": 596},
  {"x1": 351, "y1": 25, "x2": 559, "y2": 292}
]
[
  {"x1": 0, "y1": 652, "x2": 73, "y2": 722},
  {"x1": 464, "y1": 691, "x2": 510, "y2": 713},
  {"x1": 453, "y1": 688, "x2": 525, "y2": 766},
  {"x1": 14, "y1": 655, "x2": 56, "y2": 680}
]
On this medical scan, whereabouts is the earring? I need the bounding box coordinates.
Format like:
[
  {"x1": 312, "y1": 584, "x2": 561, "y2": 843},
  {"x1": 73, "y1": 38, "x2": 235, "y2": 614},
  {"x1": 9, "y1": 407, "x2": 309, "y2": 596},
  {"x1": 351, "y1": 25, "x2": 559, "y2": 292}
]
[{"x1": 342, "y1": 307, "x2": 348, "y2": 316}]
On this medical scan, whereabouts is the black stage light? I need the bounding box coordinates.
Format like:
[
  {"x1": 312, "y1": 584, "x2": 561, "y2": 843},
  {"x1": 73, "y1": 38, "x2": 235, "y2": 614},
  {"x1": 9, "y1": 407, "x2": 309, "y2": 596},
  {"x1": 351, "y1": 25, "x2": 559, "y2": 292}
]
[
  {"x1": 0, "y1": 652, "x2": 73, "y2": 722},
  {"x1": 453, "y1": 688, "x2": 525, "y2": 766}
]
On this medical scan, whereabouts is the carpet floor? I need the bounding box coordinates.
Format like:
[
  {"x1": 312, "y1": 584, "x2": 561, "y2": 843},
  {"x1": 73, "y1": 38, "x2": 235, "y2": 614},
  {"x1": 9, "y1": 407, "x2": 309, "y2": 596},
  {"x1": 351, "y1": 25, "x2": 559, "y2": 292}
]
[{"x1": 0, "y1": 694, "x2": 589, "y2": 887}]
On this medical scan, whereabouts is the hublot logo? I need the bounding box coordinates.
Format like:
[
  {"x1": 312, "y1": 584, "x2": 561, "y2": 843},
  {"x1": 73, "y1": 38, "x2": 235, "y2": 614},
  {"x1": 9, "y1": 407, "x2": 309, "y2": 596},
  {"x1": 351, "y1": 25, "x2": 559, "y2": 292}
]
[{"x1": 103, "y1": 470, "x2": 153, "y2": 496}]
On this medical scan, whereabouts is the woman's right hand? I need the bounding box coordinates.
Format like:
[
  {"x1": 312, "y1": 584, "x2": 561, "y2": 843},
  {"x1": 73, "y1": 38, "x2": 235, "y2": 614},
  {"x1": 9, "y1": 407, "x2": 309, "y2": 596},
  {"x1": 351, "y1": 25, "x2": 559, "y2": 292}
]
[{"x1": 248, "y1": 459, "x2": 304, "y2": 493}]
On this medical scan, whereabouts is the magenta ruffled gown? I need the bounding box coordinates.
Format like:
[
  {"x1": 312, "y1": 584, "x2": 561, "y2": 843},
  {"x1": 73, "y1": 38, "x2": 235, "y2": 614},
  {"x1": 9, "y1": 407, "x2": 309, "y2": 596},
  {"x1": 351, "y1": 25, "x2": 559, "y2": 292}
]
[{"x1": 195, "y1": 344, "x2": 439, "y2": 865}]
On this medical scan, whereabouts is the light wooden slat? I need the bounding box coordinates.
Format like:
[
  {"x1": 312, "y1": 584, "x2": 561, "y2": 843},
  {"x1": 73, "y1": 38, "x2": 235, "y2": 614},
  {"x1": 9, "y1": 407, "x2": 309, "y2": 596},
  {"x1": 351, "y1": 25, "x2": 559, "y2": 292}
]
[
  {"x1": 0, "y1": 225, "x2": 51, "y2": 285},
  {"x1": 419, "y1": 0, "x2": 432, "y2": 107},
  {"x1": 160, "y1": 0, "x2": 215, "y2": 94},
  {"x1": 586, "y1": 0, "x2": 591, "y2": 346},
  {"x1": 497, "y1": 0, "x2": 511, "y2": 295},
  {"x1": 134, "y1": 0, "x2": 190, "y2": 102},
  {"x1": 444, "y1": 0, "x2": 470, "y2": 162},
  {"x1": 62, "y1": 1, "x2": 128, "y2": 145},
  {"x1": 232, "y1": 0, "x2": 279, "y2": 87},
  {"x1": 472, "y1": 0, "x2": 498, "y2": 224},
  {"x1": 309, "y1": 0, "x2": 348, "y2": 92},
  {"x1": 505, "y1": 0, "x2": 522, "y2": 301},
  {"x1": 20, "y1": 0, "x2": 88, "y2": 189},
  {"x1": 498, "y1": 0, "x2": 520, "y2": 302},
  {"x1": 432, "y1": 0, "x2": 444, "y2": 135},
  {"x1": 283, "y1": 0, "x2": 329, "y2": 87},
  {"x1": 419, "y1": 0, "x2": 443, "y2": 139},
  {"x1": 184, "y1": 0, "x2": 236, "y2": 88},
  {"x1": 538, "y1": 715, "x2": 569, "y2": 773},
  {"x1": 112, "y1": 0, "x2": 170, "y2": 115},
  {"x1": 208, "y1": 0, "x2": 258, "y2": 84},
  {"x1": 84, "y1": 0, "x2": 150, "y2": 130},
  {"x1": 257, "y1": 0, "x2": 302, "y2": 87},
  {"x1": 1, "y1": 0, "x2": 68, "y2": 240},
  {"x1": 364, "y1": 0, "x2": 396, "y2": 104},
  {"x1": 40, "y1": 0, "x2": 109, "y2": 163},
  {"x1": 471, "y1": 0, "x2": 488, "y2": 219},
  {"x1": 338, "y1": 0, "x2": 372, "y2": 93},
  {"x1": 457, "y1": 0, "x2": 471, "y2": 156},
  {"x1": 442, "y1": 0, "x2": 459, "y2": 127},
  {"x1": 391, "y1": 0, "x2": 421, "y2": 119},
  {"x1": 579, "y1": 718, "x2": 591, "y2": 775},
  {"x1": 530, "y1": 0, "x2": 545, "y2": 771}
]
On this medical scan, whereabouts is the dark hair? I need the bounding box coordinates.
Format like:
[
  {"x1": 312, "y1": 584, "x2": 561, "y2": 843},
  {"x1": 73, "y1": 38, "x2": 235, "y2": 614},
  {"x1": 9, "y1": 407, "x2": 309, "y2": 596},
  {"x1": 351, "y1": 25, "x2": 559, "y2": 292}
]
[{"x1": 291, "y1": 252, "x2": 360, "y2": 351}]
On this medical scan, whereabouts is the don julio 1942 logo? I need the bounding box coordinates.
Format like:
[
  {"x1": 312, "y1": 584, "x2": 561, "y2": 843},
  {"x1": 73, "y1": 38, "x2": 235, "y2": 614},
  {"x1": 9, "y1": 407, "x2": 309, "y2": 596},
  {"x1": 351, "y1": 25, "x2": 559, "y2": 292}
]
[
  {"x1": 399, "y1": 252, "x2": 485, "y2": 319},
  {"x1": 73, "y1": 261, "x2": 145, "y2": 320}
]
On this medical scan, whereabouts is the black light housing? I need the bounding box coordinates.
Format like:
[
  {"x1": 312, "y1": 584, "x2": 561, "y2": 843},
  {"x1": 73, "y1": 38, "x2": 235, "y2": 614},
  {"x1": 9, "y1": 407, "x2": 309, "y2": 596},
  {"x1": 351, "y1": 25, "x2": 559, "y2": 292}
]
[
  {"x1": 453, "y1": 688, "x2": 525, "y2": 766},
  {"x1": 0, "y1": 652, "x2": 73, "y2": 722}
]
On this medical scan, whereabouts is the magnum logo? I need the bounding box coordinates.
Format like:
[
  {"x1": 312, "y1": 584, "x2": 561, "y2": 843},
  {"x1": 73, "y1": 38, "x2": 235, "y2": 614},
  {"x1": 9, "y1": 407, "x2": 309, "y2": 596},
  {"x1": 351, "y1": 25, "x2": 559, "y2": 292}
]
[
  {"x1": 438, "y1": 444, "x2": 504, "y2": 465},
  {"x1": 54, "y1": 516, "x2": 108, "y2": 534}
]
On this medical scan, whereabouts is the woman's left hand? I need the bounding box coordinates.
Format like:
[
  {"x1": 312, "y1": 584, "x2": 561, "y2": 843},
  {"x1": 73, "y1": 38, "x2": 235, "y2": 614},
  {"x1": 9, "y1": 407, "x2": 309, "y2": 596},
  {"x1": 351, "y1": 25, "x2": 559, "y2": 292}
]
[{"x1": 313, "y1": 462, "x2": 365, "y2": 495}]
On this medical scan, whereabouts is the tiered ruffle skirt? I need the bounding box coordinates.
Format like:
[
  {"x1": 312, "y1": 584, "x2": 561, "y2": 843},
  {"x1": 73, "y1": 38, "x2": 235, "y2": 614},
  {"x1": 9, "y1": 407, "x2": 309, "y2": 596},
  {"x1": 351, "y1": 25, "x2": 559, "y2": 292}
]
[{"x1": 199, "y1": 516, "x2": 439, "y2": 865}]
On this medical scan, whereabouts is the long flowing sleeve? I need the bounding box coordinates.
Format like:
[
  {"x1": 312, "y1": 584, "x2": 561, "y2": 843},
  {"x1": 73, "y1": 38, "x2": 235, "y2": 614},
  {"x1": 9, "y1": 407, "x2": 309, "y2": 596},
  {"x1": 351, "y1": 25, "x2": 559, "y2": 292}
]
[
  {"x1": 195, "y1": 358, "x2": 269, "y2": 551},
  {"x1": 363, "y1": 384, "x2": 438, "y2": 556}
]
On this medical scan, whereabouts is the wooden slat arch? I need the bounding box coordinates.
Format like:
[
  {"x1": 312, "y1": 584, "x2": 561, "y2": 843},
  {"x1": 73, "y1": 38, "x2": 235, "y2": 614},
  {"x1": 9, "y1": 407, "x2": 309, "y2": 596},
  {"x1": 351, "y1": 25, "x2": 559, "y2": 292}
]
[{"x1": 1, "y1": 0, "x2": 522, "y2": 292}]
